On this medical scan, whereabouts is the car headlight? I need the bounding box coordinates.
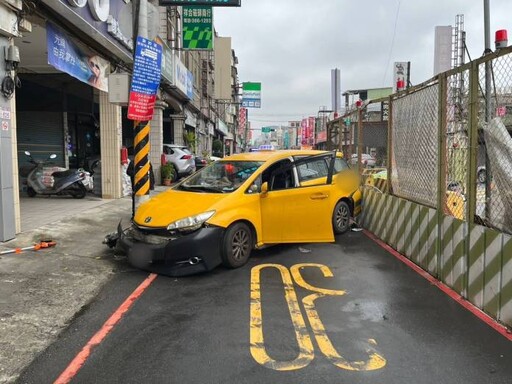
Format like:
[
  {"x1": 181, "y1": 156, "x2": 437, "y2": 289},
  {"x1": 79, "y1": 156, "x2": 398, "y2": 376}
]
[{"x1": 167, "y1": 210, "x2": 216, "y2": 233}]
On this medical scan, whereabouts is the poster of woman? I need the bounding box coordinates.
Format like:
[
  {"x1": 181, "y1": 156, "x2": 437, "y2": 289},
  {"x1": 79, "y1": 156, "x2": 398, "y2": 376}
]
[
  {"x1": 46, "y1": 21, "x2": 109, "y2": 93},
  {"x1": 86, "y1": 55, "x2": 109, "y2": 92}
]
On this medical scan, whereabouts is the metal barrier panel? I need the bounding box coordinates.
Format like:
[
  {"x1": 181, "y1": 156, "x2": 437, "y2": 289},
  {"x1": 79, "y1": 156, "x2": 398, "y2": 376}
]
[
  {"x1": 476, "y1": 53, "x2": 512, "y2": 235},
  {"x1": 444, "y1": 69, "x2": 471, "y2": 221},
  {"x1": 362, "y1": 189, "x2": 512, "y2": 328},
  {"x1": 358, "y1": 48, "x2": 512, "y2": 329},
  {"x1": 440, "y1": 215, "x2": 467, "y2": 295},
  {"x1": 391, "y1": 83, "x2": 439, "y2": 208}
]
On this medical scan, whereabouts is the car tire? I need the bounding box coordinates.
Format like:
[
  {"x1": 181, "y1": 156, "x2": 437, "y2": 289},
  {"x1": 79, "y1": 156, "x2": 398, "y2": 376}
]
[
  {"x1": 221, "y1": 222, "x2": 253, "y2": 268},
  {"x1": 332, "y1": 200, "x2": 351, "y2": 235},
  {"x1": 171, "y1": 164, "x2": 178, "y2": 182},
  {"x1": 27, "y1": 186, "x2": 36, "y2": 197}
]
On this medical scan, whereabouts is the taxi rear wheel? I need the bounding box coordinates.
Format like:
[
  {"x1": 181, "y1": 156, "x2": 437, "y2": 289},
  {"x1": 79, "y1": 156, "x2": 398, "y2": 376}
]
[
  {"x1": 332, "y1": 200, "x2": 351, "y2": 234},
  {"x1": 221, "y1": 222, "x2": 253, "y2": 268}
]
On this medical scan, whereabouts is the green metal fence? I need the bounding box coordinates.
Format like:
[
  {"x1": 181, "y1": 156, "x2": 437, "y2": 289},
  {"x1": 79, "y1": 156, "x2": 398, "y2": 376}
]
[{"x1": 357, "y1": 45, "x2": 512, "y2": 330}]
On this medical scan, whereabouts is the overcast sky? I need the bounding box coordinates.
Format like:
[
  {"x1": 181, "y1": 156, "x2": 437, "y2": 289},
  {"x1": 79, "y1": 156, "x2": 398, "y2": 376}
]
[{"x1": 213, "y1": 0, "x2": 511, "y2": 129}]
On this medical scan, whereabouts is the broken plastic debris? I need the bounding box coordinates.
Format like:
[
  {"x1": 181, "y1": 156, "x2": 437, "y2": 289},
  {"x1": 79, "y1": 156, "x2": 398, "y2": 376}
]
[
  {"x1": 350, "y1": 223, "x2": 363, "y2": 232},
  {"x1": 298, "y1": 246, "x2": 312, "y2": 253}
]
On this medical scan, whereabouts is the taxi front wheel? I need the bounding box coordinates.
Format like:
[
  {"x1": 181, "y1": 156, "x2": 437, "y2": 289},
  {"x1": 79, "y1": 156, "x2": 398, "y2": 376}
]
[
  {"x1": 332, "y1": 200, "x2": 351, "y2": 234},
  {"x1": 221, "y1": 222, "x2": 253, "y2": 268}
]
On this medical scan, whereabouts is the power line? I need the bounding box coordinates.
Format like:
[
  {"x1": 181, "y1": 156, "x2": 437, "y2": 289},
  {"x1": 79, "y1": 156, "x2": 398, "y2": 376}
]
[
  {"x1": 248, "y1": 119, "x2": 300, "y2": 123},
  {"x1": 382, "y1": 0, "x2": 401, "y2": 86}
]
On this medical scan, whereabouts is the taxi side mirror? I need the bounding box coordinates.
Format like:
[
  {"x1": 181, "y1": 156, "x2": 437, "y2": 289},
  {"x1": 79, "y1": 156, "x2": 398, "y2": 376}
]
[{"x1": 260, "y1": 181, "x2": 269, "y2": 196}]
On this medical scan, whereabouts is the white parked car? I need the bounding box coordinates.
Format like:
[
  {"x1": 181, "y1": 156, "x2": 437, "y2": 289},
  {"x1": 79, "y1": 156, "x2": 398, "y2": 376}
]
[
  {"x1": 162, "y1": 144, "x2": 196, "y2": 181},
  {"x1": 350, "y1": 153, "x2": 377, "y2": 168}
]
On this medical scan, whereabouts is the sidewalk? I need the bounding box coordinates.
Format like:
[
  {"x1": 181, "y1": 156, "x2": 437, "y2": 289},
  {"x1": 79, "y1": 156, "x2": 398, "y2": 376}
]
[{"x1": 0, "y1": 187, "x2": 166, "y2": 384}]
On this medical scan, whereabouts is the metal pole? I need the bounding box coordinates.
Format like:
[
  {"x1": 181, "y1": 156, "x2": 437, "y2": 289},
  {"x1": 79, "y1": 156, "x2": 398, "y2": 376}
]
[
  {"x1": 357, "y1": 108, "x2": 363, "y2": 176},
  {"x1": 132, "y1": 0, "x2": 151, "y2": 214},
  {"x1": 484, "y1": 0, "x2": 491, "y2": 121},
  {"x1": 483, "y1": 0, "x2": 492, "y2": 220},
  {"x1": 243, "y1": 109, "x2": 249, "y2": 151}
]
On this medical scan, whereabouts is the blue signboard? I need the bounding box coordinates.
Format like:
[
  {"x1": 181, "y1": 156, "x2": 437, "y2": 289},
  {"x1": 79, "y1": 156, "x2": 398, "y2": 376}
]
[{"x1": 128, "y1": 36, "x2": 163, "y2": 120}]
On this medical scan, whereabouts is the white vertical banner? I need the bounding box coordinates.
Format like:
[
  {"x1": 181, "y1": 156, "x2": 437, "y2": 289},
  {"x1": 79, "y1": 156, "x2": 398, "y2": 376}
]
[{"x1": 393, "y1": 62, "x2": 409, "y2": 93}]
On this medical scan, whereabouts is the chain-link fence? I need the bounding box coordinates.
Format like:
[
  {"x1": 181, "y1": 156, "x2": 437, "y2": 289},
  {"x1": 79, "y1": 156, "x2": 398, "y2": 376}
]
[
  {"x1": 391, "y1": 82, "x2": 439, "y2": 208},
  {"x1": 326, "y1": 47, "x2": 512, "y2": 235},
  {"x1": 444, "y1": 68, "x2": 471, "y2": 221},
  {"x1": 385, "y1": 47, "x2": 512, "y2": 235},
  {"x1": 475, "y1": 53, "x2": 512, "y2": 233},
  {"x1": 327, "y1": 101, "x2": 389, "y2": 192}
]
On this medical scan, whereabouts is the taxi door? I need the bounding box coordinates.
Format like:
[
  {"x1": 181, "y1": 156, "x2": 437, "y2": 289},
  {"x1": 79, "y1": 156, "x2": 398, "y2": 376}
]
[{"x1": 260, "y1": 153, "x2": 336, "y2": 244}]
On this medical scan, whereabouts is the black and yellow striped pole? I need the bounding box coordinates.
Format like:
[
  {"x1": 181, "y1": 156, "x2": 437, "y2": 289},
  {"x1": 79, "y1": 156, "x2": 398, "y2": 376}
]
[
  {"x1": 132, "y1": 119, "x2": 151, "y2": 214},
  {"x1": 131, "y1": 0, "x2": 151, "y2": 216}
]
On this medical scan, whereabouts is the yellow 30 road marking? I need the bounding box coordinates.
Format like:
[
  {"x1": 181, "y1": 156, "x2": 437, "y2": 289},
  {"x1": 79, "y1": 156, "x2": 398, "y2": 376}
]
[
  {"x1": 291, "y1": 264, "x2": 386, "y2": 371},
  {"x1": 250, "y1": 264, "x2": 314, "y2": 371},
  {"x1": 250, "y1": 263, "x2": 387, "y2": 372}
]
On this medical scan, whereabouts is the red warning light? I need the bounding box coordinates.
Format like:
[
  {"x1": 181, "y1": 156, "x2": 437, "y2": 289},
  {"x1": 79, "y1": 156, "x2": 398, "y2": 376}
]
[{"x1": 495, "y1": 29, "x2": 508, "y2": 49}]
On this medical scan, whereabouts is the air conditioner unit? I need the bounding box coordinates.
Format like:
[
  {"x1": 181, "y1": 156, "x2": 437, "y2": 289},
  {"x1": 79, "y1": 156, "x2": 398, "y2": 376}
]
[{"x1": 108, "y1": 73, "x2": 131, "y2": 105}]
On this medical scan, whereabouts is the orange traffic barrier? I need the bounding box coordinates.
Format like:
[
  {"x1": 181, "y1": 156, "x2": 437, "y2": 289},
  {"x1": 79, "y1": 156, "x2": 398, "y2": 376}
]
[{"x1": 0, "y1": 240, "x2": 56, "y2": 256}]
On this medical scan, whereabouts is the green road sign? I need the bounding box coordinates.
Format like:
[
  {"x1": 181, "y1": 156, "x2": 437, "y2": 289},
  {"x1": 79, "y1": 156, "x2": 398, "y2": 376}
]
[
  {"x1": 262, "y1": 127, "x2": 271, "y2": 133},
  {"x1": 182, "y1": 6, "x2": 213, "y2": 50}
]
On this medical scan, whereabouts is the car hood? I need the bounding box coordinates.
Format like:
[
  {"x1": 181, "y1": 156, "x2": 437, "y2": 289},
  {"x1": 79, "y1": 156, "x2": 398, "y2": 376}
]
[{"x1": 133, "y1": 189, "x2": 228, "y2": 228}]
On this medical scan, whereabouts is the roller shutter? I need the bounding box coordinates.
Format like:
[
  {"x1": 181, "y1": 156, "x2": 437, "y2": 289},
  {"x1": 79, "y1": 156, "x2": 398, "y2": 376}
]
[{"x1": 17, "y1": 112, "x2": 65, "y2": 167}]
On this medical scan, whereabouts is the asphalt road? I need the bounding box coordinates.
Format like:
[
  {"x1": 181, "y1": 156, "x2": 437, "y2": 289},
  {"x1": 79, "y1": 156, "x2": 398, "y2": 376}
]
[{"x1": 16, "y1": 231, "x2": 512, "y2": 384}]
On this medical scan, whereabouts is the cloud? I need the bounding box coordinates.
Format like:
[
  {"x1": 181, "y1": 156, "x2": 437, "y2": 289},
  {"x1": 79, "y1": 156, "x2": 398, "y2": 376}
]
[{"x1": 214, "y1": 0, "x2": 511, "y2": 127}]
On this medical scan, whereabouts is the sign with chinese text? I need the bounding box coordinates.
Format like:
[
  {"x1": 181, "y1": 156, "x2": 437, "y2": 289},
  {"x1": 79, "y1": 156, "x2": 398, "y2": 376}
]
[
  {"x1": 393, "y1": 61, "x2": 410, "y2": 93},
  {"x1": 182, "y1": 6, "x2": 213, "y2": 50},
  {"x1": 174, "y1": 55, "x2": 194, "y2": 99},
  {"x1": 46, "y1": 22, "x2": 109, "y2": 92},
  {"x1": 156, "y1": 36, "x2": 174, "y2": 84},
  {"x1": 242, "y1": 82, "x2": 261, "y2": 108},
  {"x1": 127, "y1": 36, "x2": 162, "y2": 121},
  {"x1": 238, "y1": 107, "x2": 247, "y2": 135}
]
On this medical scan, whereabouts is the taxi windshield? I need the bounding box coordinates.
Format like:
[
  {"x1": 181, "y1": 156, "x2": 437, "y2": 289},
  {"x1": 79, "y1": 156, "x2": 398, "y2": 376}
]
[{"x1": 180, "y1": 160, "x2": 264, "y2": 193}]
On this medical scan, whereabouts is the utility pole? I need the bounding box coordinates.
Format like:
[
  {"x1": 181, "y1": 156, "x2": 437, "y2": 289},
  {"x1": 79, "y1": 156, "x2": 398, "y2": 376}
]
[
  {"x1": 243, "y1": 109, "x2": 249, "y2": 152},
  {"x1": 483, "y1": 0, "x2": 492, "y2": 220},
  {"x1": 132, "y1": 0, "x2": 151, "y2": 212},
  {"x1": 484, "y1": 0, "x2": 491, "y2": 121}
]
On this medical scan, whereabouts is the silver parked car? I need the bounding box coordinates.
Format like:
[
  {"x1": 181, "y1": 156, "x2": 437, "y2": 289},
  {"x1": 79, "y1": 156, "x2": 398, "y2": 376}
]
[
  {"x1": 162, "y1": 144, "x2": 196, "y2": 181},
  {"x1": 350, "y1": 153, "x2": 377, "y2": 168}
]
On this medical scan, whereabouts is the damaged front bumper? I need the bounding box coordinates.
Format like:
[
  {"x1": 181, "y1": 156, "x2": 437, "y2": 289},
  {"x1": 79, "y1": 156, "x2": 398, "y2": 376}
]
[{"x1": 106, "y1": 221, "x2": 225, "y2": 277}]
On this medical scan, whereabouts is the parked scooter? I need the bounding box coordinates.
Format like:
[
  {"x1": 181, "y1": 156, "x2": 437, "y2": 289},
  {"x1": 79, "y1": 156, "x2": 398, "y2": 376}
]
[{"x1": 21, "y1": 151, "x2": 89, "y2": 199}]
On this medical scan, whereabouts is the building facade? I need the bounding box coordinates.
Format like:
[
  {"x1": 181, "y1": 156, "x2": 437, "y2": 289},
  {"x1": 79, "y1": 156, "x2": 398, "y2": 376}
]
[{"x1": 0, "y1": 0, "x2": 240, "y2": 241}]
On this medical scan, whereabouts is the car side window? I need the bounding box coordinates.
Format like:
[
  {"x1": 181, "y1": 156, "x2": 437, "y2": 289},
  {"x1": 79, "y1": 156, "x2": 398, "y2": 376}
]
[
  {"x1": 262, "y1": 159, "x2": 294, "y2": 191},
  {"x1": 334, "y1": 158, "x2": 349, "y2": 172},
  {"x1": 297, "y1": 158, "x2": 328, "y2": 182}
]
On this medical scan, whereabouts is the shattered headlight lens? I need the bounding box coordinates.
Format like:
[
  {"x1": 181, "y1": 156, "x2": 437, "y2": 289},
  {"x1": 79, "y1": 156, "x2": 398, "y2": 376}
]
[{"x1": 167, "y1": 210, "x2": 216, "y2": 233}]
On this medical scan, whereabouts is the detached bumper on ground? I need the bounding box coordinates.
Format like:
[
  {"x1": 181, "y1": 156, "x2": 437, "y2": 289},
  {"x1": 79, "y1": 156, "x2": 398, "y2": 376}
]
[{"x1": 111, "y1": 221, "x2": 225, "y2": 277}]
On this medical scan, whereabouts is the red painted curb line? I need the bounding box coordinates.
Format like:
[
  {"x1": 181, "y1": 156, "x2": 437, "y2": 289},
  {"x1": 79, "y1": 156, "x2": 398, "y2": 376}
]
[
  {"x1": 363, "y1": 229, "x2": 512, "y2": 342},
  {"x1": 54, "y1": 273, "x2": 158, "y2": 384}
]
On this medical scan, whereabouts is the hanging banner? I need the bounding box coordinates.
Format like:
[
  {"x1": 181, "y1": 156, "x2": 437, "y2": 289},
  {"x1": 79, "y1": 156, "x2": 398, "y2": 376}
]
[
  {"x1": 127, "y1": 36, "x2": 163, "y2": 121},
  {"x1": 182, "y1": 6, "x2": 213, "y2": 50},
  {"x1": 174, "y1": 55, "x2": 194, "y2": 99},
  {"x1": 46, "y1": 21, "x2": 109, "y2": 92},
  {"x1": 393, "y1": 61, "x2": 410, "y2": 93},
  {"x1": 238, "y1": 107, "x2": 247, "y2": 135},
  {"x1": 155, "y1": 36, "x2": 174, "y2": 84}
]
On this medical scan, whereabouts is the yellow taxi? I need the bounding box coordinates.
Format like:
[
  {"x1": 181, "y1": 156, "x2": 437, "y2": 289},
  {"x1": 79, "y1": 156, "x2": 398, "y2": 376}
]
[{"x1": 113, "y1": 150, "x2": 362, "y2": 276}]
